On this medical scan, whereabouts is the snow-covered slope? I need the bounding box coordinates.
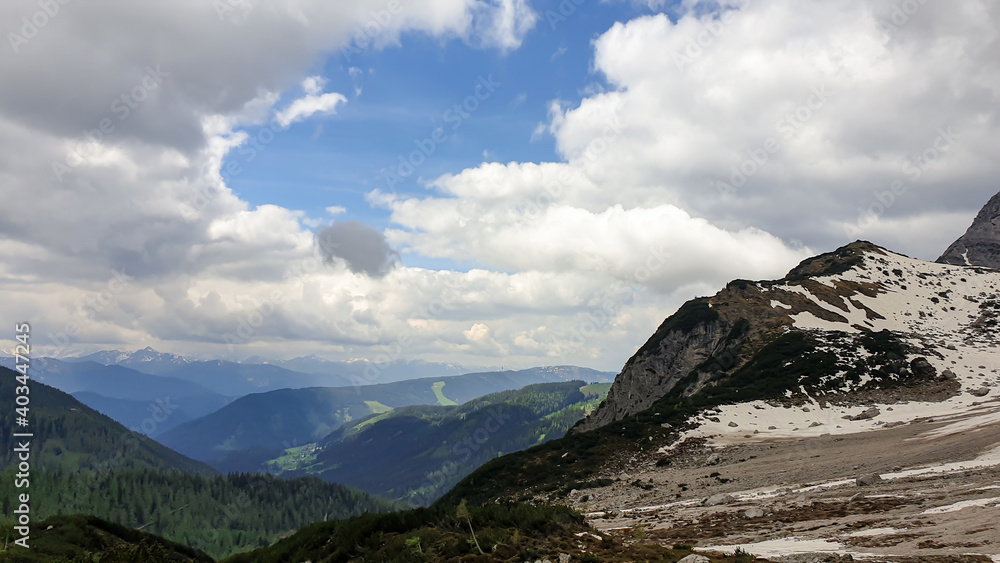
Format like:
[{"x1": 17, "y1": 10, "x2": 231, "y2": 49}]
[{"x1": 682, "y1": 247, "x2": 999, "y2": 446}]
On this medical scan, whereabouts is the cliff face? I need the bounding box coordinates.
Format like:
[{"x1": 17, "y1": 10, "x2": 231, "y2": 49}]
[
  {"x1": 576, "y1": 242, "x2": 885, "y2": 432},
  {"x1": 938, "y1": 191, "x2": 1000, "y2": 269}
]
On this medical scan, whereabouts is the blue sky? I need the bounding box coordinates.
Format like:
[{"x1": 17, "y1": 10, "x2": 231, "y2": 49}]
[
  {"x1": 4, "y1": 0, "x2": 995, "y2": 367},
  {"x1": 223, "y1": 0, "x2": 659, "y2": 269}
]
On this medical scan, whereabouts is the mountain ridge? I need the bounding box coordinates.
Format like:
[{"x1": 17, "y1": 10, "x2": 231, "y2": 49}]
[{"x1": 938, "y1": 189, "x2": 1000, "y2": 269}]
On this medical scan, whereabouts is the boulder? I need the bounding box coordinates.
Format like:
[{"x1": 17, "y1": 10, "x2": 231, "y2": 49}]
[
  {"x1": 704, "y1": 493, "x2": 735, "y2": 506},
  {"x1": 677, "y1": 555, "x2": 711, "y2": 563},
  {"x1": 856, "y1": 473, "x2": 883, "y2": 487},
  {"x1": 845, "y1": 407, "x2": 880, "y2": 421}
]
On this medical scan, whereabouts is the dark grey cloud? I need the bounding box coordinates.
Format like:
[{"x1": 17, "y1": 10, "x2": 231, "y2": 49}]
[{"x1": 315, "y1": 222, "x2": 399, "y2": 278}]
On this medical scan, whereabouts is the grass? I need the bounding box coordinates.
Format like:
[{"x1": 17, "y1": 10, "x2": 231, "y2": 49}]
[
  {"x1": 431, "y1": 382, "x2": 459, "y2": 406},
  {"x1": 580, "y1": 383, "x2": 612, "y2": 397},
  {"x1": 364, "y1": 400, "x2": 393, "y2": 414},
  {"x1": 262, "y1": 443, "x2": 320, "y2": 472}
]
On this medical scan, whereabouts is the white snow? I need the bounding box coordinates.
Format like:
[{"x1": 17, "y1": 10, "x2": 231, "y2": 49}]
[
  {"x1": 676, "y1": 249, "x2": 1000, "y2": 448},
  {"x1": 842, "y1": 527, "x2": 902, "y2": 538},
  {"x1": 695, "y1": 538, "x2": 855, "y2": 558},
  {"x1": 922, "y1": 497, "x2": 1000, "y2": 515}
]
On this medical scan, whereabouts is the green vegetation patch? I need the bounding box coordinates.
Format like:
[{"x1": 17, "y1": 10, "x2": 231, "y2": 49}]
[{"x1": 431, "y1": 382, "x2": 459, "y2": 406}]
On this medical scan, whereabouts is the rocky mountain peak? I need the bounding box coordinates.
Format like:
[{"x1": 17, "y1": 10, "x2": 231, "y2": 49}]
[
  {"x1": 938, "y1": 190, "x2": 1000, "y2": 269},
  {"x1": 575, "y1": 240, "x2": 1000, "y2": 433}
]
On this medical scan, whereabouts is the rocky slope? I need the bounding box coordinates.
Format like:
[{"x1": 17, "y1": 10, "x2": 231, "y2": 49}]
[
  {"x1": 578, "y1": 240, "x2": 999, "y2": 432},
  {"x1": 939, "y1": 190, "x2": 1000, "y2": 269}
]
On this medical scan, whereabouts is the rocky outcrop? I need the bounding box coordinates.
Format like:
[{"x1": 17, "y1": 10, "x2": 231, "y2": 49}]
[
  {"x1": 575, "y1": 242, "x2": 888, "y2": 432},
  {"x1": 938, "y1": 190, "x2": 1000, "y2": 269}
]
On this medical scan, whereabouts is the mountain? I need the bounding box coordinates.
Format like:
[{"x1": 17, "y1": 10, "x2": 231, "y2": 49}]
[
  {"x1": 938, "y1": 190, "x2": 1000, "y2": 269},
  {"x1": 0, "y1": 514, "x2": 214, "y2": 562},
  {"x1": 64, "y1": 347, "x2": 482, "y2": 384},
  {"x1": 268, "y1": 381, "x2": 610, "y2": 505},
  {"x1": 440, "y1": 240, "x2": 1000, "y2": 560},
  {"x1": 0, "y1": 358, "x2": 230, "y2": 436},
  {"x1": 0, "y1": 367, "x2": 402, "y2": 559},
  {"x1": 0, "y1": 358, "x2": 220, "y2": 401},
  {"x1": 161, "y1": 360, "x2": 352, "y2": 396},
  {"x1": 67, "y1": 346, "x2": 193, "y2": 375},
  {"x1": 70, "y1": 391, "x2": 230, "y2": 437},
  {"x1": 576, "y1": 240, "x2": 996, "y2": 431},
  {"x1": 224, "y1": 502, "x2": 693, "y2": 563},
  {"x1": 248, "y1": 355, "x2": 477, "y2": 383},
  {"x1": 0, "y1": 366, "x2": 215, "y2": 476},
  {"x1": 156, "y1": 366, "x2": 613, "y2": 469}
]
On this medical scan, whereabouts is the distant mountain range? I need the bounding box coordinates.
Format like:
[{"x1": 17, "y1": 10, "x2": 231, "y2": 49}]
[
  {"x1": 0, "y1": 367, "x2": 402, "y2": 559},
  {"x1": 0, "y1": 357, "x2": 230, "y2": 436},
  {"x1": 156, "y1": 366, "x2": 614, "y2": 471},
  {"x1": 277, "y1": 381, "x2": 611, "y2": 505},
  {"x1": 63, "y1": 346, "x2": 486, "y2": 384},
  {"x1": 0, "y1": 366, "x2": 215, "y2": 475}
]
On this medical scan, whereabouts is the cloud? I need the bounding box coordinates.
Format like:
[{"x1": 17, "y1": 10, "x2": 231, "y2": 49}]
[
  {"x1": 315, "y1": 222, "x2": 400, "y2": 278},
  {"x1": 2, "y1": 0, "x2": 999, "y2": 372},
  {"x1": 470, "y1": 0, "x2": 538, "y2": 51},
  {"x1": 274, "y1": 76, "x2": 348, "y2": 128}
]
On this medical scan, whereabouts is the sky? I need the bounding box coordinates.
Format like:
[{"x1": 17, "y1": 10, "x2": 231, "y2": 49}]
[{"x1": 1, "y1": 0, "x2": 998, "y2": 372}]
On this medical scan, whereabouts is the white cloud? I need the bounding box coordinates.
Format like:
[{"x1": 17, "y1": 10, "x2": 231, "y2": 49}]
[
  {"x1": 274, "y1": 76, "x2": 348, "y2": 128},
  {"x1": 2, "y1": 0, "x2": 999, "y2": 373}
]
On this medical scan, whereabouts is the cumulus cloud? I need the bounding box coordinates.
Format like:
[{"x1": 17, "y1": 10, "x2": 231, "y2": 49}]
[
  {"x1": 471, "y1": 0, "x2": 538, "y2": 51},
  {"x1": 2, "y1": 0, "x2": 999, "y2": 372},
  {"x1": 274, "y1": 76, "x2": 347, "y2": 128},
  {"x1": 316, "y1": 222, "x2": 400, "y2": 278}
]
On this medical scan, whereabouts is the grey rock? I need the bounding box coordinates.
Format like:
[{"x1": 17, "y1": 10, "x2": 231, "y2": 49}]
[
  {"x1": 744, "y1": 507, "x2": 765, "y2": 518},
  {"x1": 856, "y1": 473, "x2": 883, "y2": 487},
  {"x1": 677, "y1": 555, "x2": 711, "y2": 563},
  {"x1": 969, "y1": 387, "x2": 991, "y2": 397},
  {"x1": 938, "y1": 190, "x2": 1000, "y2": 269},
  {"x1": 706, "y1": 453, "x2": 720, "y2": 466},
  {"x1": 559, "y1": 554, "x2": 571, "y2": 563},
  {"x1": 910, "y1": 357, "x2": 938, "y2": 380},
  {"x1": 728, "y1": 421, "x2": 739, "y2": 428},
  {"x1": 704, "y1": 493, "x2": 735, "y2": 506},
  {"x1": 774, "y1": 554, "x2": 855, "y2": 562},
  {"x1": 845, "y1": 407, "x2": 881, "y2": 421}
]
